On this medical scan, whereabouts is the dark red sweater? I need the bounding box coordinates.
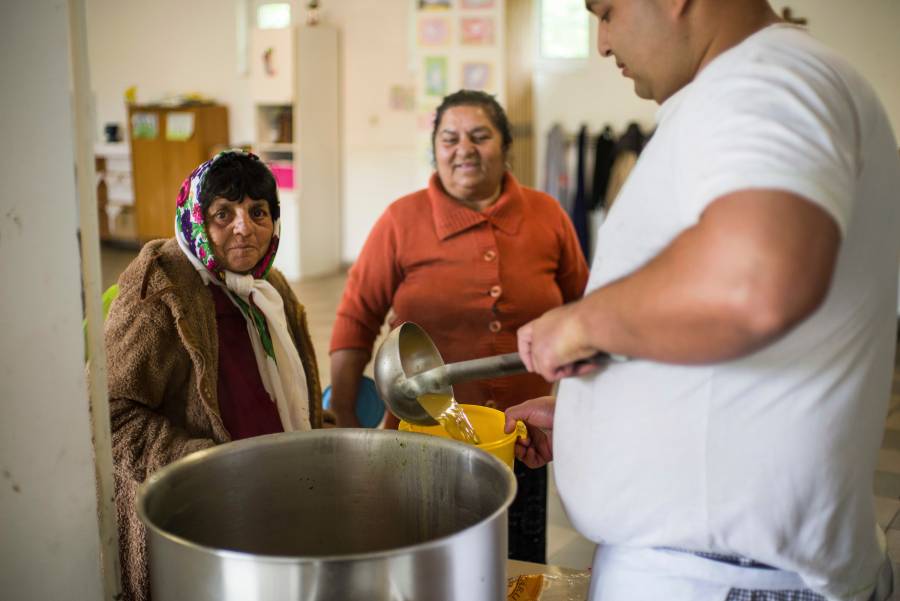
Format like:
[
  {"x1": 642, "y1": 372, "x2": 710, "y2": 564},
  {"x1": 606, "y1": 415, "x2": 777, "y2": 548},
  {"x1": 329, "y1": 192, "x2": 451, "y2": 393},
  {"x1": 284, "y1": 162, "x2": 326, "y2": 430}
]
[{"x1": 210, "y1": 285, "x2": 284, "y2": 440}]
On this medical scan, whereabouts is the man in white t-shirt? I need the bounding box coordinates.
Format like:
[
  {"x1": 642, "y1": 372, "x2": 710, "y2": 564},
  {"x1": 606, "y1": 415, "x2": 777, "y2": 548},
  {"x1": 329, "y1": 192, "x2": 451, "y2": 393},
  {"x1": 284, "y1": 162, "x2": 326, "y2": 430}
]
[{"x1": 507, "y1": 1, "x2": 900, "y2": 600}]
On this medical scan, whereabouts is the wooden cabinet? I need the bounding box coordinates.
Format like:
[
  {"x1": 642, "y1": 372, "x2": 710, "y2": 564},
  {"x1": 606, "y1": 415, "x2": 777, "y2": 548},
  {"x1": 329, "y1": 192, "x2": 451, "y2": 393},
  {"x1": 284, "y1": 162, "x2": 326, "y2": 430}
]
[{"x1": 127, "y1": 104, "x2": 229, "y2": 241}]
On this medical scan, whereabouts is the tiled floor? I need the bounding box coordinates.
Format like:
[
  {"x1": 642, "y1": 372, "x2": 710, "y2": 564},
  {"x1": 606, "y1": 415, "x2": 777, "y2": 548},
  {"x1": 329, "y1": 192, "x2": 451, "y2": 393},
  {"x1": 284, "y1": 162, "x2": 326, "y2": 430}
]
[{"x1": 100, "y1": 244, "x2": 900, "y2": 574}]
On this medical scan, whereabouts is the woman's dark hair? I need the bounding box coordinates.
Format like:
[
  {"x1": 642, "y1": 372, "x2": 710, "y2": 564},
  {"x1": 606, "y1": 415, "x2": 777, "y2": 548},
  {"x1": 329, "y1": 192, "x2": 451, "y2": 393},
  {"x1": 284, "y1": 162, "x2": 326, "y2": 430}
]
[
  {"x1": 431, "y1": 89, "x2": 513, "y2": 154},
  {"x1": 198, "y1": 152, "x2": 280, "y2": 221}
]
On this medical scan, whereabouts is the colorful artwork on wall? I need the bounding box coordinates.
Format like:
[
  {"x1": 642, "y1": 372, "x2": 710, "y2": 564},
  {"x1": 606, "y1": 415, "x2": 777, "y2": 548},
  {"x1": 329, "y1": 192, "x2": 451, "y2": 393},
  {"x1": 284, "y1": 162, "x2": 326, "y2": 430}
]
[
  {"x1": 461, "y1": 0, "x2": 494, "y2": 8},
  {"x1": 165, "y1": 112, "x2": 195, "y2": 141},
  {"x1": 131, "y1": 112, "x2": 159, "y2": 140},
  {"x1": 418, "y1": 0, "x2": 451, "y2": 10},
  {"x1": 389, "y1": 85, "x2": 415, "y2": 111},
  {"x1": 461, "y1": 62, "x2": 492, "y2": 90},
  {"x1": 412, "y1": 0, "x2": 502, "y2": 182},
  {"x1": 418, "y1": 16, "x2": 451, "y2": 46},
  {"x1": 424, "y1": 56, "x2": 449, "y2": 97},
  {"x1": 460, "y1": 16, "x2": 494, "y2": 45}
]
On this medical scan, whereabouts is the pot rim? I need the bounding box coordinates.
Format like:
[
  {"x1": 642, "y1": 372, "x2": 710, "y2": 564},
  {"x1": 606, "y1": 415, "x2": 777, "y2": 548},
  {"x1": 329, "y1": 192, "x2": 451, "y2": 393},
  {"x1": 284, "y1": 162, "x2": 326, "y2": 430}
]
[{"x1": 136, "y1": 428, "x2": 517, "y2": 564}]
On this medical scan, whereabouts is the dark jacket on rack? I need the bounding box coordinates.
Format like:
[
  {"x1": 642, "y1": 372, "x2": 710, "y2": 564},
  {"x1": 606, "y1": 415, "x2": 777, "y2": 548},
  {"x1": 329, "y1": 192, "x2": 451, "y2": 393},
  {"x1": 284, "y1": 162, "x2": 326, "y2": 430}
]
[
  {"x1": 589, "y1": 126, "x2": 617, "y2": 211},
  {"x1": 570, "y1": 125, "x2": 591, "y2": 260},
  {"x1": 606, "y1": 122, "x2": 650, "y2": 210}
]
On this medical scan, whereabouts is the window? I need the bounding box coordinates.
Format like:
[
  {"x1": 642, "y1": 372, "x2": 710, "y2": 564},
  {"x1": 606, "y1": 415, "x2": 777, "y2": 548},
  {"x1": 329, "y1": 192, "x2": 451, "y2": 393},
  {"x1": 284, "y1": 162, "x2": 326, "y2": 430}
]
[
  {"x1": 257, "y1": 3, "x2": 291, "y2": 29},
  {"x1": 540, "y1": 0, "x2": 589, "y2": 60}
]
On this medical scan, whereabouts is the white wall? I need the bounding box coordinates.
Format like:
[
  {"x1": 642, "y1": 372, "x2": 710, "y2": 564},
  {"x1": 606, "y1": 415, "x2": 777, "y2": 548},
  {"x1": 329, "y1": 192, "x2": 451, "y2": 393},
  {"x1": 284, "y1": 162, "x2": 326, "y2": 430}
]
[
  {"x1": 86, "y1": 0, "x2": 420, "y2": 264},
  {"x1": 774, "y1": 0, "x2": 900, "y2": 133},
  {"x1": 319, "y1": 0, "x2": 420, "y2": 262},
  {"x1": 86, "y1": 0, "x2": 255, "y2": 144},
  {"x1": 1, "y1": 1, "x2": 106, "y2": 599},
  {"x1": 533, "y1": 0, "x2": 900, "y2": 187}
]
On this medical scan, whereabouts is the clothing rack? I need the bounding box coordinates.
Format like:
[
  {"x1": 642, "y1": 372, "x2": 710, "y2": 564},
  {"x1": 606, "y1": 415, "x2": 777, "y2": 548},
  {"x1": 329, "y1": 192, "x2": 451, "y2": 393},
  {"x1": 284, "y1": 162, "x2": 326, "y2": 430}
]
[
  {"x1": 543, "y1": 122, "x2": 651, "y2": 262},
  {"x1": 563, "y1": 127, "x2": 615, "y2": 146}
]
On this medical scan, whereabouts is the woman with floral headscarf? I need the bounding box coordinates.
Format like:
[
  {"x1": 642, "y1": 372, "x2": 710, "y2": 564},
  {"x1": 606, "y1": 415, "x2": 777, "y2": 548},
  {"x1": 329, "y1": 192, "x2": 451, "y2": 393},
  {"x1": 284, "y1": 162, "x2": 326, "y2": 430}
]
[{"x1": 105, "y1": 150, "x2": 322, "y2": 601}]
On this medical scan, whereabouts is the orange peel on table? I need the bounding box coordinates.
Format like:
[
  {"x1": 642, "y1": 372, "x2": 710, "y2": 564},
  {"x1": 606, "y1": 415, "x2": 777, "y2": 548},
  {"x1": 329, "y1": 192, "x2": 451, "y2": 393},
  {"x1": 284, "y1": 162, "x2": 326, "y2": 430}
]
[{"x1": 507, "y1": 573, "x2": 544, "y2": 601}]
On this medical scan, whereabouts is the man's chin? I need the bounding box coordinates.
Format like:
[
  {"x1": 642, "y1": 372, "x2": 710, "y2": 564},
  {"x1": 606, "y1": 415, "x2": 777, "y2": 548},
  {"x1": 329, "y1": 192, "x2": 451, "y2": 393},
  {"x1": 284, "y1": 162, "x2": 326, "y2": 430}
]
[{"x1": 632, "y1": 81, "x2": 654, "y2": 100}]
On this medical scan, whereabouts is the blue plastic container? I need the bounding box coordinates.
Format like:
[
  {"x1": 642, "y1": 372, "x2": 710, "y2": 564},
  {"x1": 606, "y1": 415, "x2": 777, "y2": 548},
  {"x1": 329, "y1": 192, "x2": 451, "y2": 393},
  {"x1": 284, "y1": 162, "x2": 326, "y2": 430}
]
[{"x1": 322, "y1": 376, "x2": 385, "y2": 428}]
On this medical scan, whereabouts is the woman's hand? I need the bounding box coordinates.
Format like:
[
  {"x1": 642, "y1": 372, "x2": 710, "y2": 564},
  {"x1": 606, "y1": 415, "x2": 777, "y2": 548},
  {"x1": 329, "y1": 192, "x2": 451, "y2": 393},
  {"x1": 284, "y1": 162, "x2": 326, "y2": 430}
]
[
  {"x1": 321, "y1": 409, "x2": 340, "y2": 429},
  {"x1": 504, "y1": 396, "x2": 556, "y2": 469}
]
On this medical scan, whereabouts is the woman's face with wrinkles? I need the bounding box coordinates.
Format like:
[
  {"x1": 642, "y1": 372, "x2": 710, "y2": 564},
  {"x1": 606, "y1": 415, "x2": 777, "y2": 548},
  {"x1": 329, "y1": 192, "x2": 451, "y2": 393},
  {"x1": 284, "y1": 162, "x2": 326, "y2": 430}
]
[
  {"x1": 433, "y1": 104, "x2": 507, "y2": 204},
  {"x1": 205, "y1": 196, "x2": 274, "y2": 273}
]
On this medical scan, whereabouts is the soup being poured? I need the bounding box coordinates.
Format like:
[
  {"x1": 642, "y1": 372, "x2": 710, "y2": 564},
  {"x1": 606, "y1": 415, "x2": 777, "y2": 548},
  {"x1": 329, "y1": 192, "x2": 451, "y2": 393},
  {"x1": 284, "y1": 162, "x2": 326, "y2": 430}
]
[{"x1": 417, "y1": 393, "x2": 481, "y2": 445}]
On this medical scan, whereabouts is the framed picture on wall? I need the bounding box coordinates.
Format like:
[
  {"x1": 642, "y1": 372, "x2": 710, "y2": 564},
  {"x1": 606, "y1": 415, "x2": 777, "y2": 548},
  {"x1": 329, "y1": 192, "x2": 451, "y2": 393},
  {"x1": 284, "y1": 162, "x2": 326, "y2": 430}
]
[
  {"x1": 418, "y1": 16, "x2": 451, "y2": 46},
  {"x1": 461, "y1": 0, "x2": 494, "y2": 8},
  {"x1": 460, "y1": 17, "x2": 494, "y2": 45},
  {"x1": 389, "y1": 85, "x2": 415, "y2": 111},
  {"x1": 418, "y1": 0, "x2": 451, "y2": 10},
  {"x1": 131, "y1": 112, "x2": 159, "y2": 140},
  {"x1": 424, "y1": 56, "x2": 449, "y2": 97},
  {"x1": 462, "y1": 62, "x2": 492, "y2": 90}
]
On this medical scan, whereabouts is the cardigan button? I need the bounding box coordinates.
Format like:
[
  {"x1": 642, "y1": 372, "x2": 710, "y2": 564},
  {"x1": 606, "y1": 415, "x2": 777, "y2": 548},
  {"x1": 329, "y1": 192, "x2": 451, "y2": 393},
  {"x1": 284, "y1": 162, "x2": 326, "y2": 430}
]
[
  {"x1": 489, "y1": 285, "x2": 502, "y2": 298},
  {"x1": 483, "y1": 250, "x2": 497, "y2": 261},
  {"x1": 488, "y1": 320, "x2": 501, "y2": 333}
]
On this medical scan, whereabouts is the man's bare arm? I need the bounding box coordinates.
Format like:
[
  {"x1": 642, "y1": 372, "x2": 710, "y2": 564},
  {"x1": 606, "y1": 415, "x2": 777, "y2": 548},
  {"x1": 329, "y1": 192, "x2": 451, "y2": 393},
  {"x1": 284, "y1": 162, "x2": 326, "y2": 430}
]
[{"x1": 519, "y1": 189, "x2": 841, "y2": 380}]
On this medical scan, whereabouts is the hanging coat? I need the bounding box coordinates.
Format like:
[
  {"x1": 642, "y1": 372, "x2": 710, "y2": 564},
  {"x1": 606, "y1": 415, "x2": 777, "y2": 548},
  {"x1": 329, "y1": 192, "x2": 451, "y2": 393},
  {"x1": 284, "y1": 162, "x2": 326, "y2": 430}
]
[
  {"x1": 543, "y1": 123, "x2": 570, "y2": 212},
  {"x1": 589, "y1": 126, "x2": 617, "y2": 211},
  {"x1": 569, "y1": 125, "x2": 590, "y2": 260}
]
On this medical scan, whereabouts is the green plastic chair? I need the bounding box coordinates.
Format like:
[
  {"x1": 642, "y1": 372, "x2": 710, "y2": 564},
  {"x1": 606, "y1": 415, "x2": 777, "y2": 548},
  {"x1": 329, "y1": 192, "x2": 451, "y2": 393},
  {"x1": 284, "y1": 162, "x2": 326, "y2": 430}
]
[{"x1": 83, "y1": 284, "x2": 119, "y2": 361}]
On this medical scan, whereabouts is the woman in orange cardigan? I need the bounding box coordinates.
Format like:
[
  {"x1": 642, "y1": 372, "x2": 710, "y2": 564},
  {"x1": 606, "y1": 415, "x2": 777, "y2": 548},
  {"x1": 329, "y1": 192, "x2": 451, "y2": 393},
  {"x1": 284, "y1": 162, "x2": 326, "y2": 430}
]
[{"x1": 330, "y1": 90, "x2": 588, "y2": 563}]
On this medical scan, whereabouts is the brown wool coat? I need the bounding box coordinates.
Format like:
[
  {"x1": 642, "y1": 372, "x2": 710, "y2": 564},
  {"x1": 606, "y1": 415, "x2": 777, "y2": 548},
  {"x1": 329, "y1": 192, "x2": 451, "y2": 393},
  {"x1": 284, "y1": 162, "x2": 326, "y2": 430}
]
[{"x1": 106, "y1": 238, "x2": 322, "y2": 601}]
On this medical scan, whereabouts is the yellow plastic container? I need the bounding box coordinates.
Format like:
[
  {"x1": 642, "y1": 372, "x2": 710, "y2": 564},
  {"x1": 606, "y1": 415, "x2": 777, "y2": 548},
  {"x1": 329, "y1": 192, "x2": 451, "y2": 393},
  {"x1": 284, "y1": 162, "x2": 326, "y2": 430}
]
[{"x1": 399, "y1": 404, "x2": 527, "y2": 470}]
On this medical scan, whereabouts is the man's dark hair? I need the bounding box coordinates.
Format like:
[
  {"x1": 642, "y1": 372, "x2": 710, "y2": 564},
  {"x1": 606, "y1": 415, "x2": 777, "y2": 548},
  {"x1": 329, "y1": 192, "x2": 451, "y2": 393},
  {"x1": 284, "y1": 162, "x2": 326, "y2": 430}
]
[
  {"x1": 198, "y1": 152, "x2": 280, "y2": 221},
  {"x1": 431, "y1": 89, "x2": 513, "y2": 155}
]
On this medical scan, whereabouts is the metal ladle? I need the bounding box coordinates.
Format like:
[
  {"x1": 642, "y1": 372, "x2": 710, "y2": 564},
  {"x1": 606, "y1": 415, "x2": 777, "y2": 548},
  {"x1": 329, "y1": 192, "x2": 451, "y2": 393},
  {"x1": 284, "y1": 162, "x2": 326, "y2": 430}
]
[{"x1": 374, "y1": 322, "x2": 622, "y2": 425}]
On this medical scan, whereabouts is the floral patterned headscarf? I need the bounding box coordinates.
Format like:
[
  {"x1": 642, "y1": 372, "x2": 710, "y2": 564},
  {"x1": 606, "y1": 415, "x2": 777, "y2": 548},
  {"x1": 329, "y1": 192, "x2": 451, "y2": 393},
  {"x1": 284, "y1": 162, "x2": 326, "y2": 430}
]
[{"x1": 174, "y1": 150, "x2": 280, "y2": 282}]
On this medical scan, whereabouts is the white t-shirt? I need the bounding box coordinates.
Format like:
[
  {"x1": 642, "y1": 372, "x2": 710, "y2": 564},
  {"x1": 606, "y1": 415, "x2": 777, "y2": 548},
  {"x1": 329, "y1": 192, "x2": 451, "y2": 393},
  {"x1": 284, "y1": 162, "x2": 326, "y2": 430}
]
[{"x1": 554, "y1": 25, "x2": 900, "y2": 601}]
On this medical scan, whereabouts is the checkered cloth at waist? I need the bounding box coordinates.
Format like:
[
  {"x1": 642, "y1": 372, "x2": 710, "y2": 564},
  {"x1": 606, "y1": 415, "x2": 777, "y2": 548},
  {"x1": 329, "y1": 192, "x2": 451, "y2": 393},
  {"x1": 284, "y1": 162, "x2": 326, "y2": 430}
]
[{"x1": 658, "y1": 548, "x2": 826, "y2": 601}]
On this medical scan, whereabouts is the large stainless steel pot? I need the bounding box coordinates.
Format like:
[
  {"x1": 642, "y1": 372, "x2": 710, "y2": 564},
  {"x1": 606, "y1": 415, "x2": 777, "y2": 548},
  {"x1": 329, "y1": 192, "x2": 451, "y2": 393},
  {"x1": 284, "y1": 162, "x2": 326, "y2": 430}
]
[{"x1": 137, "y1": 429, "x2": 517, "y2": 601}]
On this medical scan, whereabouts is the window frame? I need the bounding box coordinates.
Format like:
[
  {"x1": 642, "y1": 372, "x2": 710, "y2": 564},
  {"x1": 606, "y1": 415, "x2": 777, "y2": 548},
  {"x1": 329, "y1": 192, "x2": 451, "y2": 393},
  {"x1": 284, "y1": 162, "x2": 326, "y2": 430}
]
[{"x1": 538, "y1": 0, "x2": 591, "y2": 63}]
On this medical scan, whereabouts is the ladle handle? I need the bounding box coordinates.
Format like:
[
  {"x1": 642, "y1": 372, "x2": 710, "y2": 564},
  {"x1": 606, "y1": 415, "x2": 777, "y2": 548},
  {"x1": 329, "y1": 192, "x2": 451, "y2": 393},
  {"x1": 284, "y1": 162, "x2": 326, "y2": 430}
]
[
  {"x1": 444, "y1": 351, "x2": 625, "y2": 385},
  {"x1": 399, "y1": 353, "x2": 526, "y2": 398},
  {"x1": 443, "y1": 352, "x2": 527, "y2": 383},
  {"x1": 401, "y1": 351, "x2": 628, "y2": 398},
  {"x1": 402, "y1": 351, "x2": 626, "y2": 398}
]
